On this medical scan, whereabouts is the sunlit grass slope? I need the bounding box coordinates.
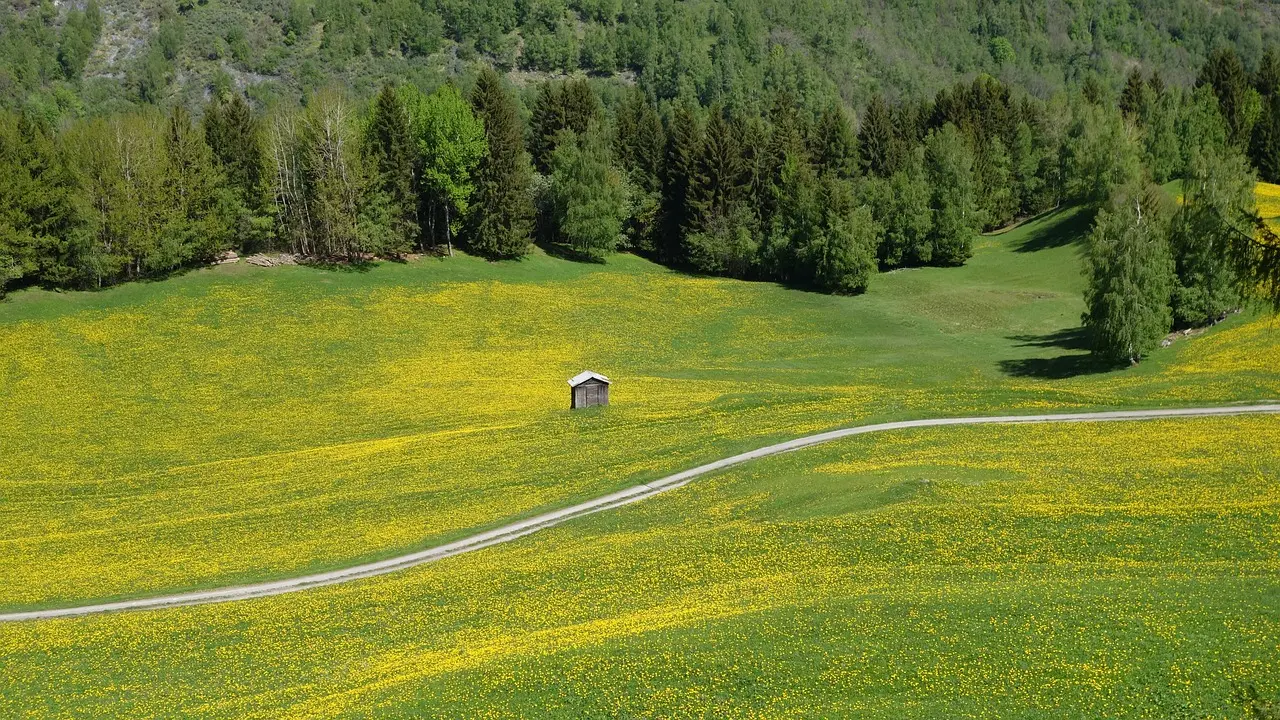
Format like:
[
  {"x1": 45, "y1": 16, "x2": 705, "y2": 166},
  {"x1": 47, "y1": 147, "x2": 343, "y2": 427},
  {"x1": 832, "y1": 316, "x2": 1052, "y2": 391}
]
[
  {"x1": 2, "y1": 415, "x2": 1276, "y2": 718},
  {"x1": 0, "y1": 202, "x2": 1278, "y2": 610}
]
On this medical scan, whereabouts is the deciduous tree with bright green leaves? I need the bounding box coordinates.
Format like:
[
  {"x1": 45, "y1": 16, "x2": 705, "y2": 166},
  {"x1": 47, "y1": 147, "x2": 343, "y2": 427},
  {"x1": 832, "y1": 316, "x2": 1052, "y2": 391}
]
[
  {"x1": 547, "y1": 125, "x2": 629, "y2": 260},
  {"x1": 401, "y1": 83, "x2": 487, "y2": 255}
]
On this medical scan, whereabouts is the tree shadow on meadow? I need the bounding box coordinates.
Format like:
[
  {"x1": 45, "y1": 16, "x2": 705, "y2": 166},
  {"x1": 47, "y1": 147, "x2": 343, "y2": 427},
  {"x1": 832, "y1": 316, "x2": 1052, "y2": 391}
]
[
  {"x1": 1012, "y1": 207, "x2": 1097, "y2": 253},
  {"x1": 998, "y1": 327, "x2": 1123, "y2": 379}
]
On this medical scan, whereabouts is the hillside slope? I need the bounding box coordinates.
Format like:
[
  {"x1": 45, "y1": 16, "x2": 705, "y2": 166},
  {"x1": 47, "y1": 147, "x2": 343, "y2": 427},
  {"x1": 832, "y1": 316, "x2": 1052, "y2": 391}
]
[{"x1": 4, "y1": 0, "x2": 1279, "y2": 115}]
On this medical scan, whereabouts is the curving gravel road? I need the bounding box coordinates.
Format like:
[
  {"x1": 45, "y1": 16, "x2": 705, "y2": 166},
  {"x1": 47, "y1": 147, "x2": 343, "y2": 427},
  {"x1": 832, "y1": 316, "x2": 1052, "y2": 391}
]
[{"x1": 3, "y1": 403, "x2": 1278, "y2": 623}]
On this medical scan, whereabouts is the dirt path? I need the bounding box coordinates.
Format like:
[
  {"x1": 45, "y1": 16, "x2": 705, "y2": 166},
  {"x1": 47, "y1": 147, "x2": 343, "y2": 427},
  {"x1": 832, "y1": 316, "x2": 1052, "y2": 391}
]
[{"x1": 4, "y1": 404, "x2": 1277, "y2": 623}]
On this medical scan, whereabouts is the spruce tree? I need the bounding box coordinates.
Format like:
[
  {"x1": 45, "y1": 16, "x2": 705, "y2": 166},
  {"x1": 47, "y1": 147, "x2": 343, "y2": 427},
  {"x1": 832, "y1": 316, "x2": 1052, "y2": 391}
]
[
  {"x1": 163, "y1": 105, "x2": 231, "y2": 267},
  {"x1": 363, "y1": 84, "x2": 418, "y2": 254},
  {"x1": 529, "y1": 82, "x2": 567, "y2": 174},
  {"x1": 924, "y1": 123, "x2": 980, "y2": 265},
  {"x1": 858, "y1": 93, "x2": 897, "y2": 177},
  {"x1": 465, "y1": 68, "x2": 534, "y2": 259},
  {"x1": 1251, "y1": 92, "x2": 1280, "y2": 183},
  {"x1": 660, "y1": 101, "x2": 700, "y2": 264},
  {"x1": 613, "y1": 90, "x2": 664, "y2": 194},
  {"x1": 561, "y1": 79, "x2": 600, "y2": 135},
  {"x1": 684, "y1": 105, "x2": 754, "y2": 276},
  {"x1": 812, "y1": 103, "x2": 858, "y2": 180},
  {"x1": 1119, "y1": 67, "x2": 1146, "y2": 120},
  {"x1": 1082, "y1": 180, "x2": 1174, "y2": 364},
  {"x1": 203, "y1": 92, "x2": 270, "y2": 250},
  {"x1": 1197, "y1": 48, "x2": 1255, "y2": 148},
  {"x1": 1256, "y1": 47, "x2": 1280, "y2": 98}
]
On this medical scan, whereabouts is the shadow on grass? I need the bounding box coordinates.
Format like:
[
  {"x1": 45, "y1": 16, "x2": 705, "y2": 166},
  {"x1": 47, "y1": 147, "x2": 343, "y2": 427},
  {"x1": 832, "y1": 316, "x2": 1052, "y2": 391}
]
[
  {"x1": 538, "y1": 241, "x2": 607, "y2": 264},
  {"x1": 301, "y1": 258, "x2": 377, "y2": 273},
  {"x1": 1013, "y1": 207, "x2": 1097, "y2": 253},
  {"x1": 998, "y1": 327, "x2": 1122, "y2": 379}
]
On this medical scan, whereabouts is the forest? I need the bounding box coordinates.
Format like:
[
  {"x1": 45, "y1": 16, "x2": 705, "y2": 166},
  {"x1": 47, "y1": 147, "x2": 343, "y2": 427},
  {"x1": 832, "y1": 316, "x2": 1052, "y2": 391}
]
[{"x1": 1, "y1": 0, "x2": 1280, "y2": 362}]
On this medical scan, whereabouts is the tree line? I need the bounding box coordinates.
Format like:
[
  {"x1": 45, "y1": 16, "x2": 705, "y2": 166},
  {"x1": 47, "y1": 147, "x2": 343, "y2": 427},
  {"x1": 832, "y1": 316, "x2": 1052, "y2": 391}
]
[
  {"x1": 3, "y1": 47, "x2": 1280, "y2": 335},
  {"x1": 1077, "y1": 48, "x2": 1280, "y2": 364}
]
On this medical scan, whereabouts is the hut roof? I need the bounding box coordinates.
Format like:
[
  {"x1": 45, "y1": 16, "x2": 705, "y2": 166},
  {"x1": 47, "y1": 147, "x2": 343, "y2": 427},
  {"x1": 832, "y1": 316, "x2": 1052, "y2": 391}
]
[{"x1": 567, "y1": 370, "x2": 611, "y2": 387}]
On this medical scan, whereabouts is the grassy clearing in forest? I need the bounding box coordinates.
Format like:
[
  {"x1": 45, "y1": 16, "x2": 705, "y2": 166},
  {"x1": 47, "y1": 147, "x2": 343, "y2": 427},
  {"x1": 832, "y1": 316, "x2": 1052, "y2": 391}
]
[
  {"x1": 1, "y1": 415, "x2": 1276, "y2": 718},
  {"x1": 2, "y1": 199, "x2": 1279, "y2": 611}
]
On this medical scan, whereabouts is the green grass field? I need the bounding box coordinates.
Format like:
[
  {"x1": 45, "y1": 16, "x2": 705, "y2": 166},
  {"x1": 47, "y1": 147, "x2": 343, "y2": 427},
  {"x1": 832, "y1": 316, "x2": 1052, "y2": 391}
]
[
  {"x1": 1, "y1": 195, "x2": 1278, "y2": 717},
  {"x1": 2, "y1": 206, "x2": 1277, "y2": 613},
  {"x1": 1, "y1": 416, "x2": 1276, "y2": 718}
]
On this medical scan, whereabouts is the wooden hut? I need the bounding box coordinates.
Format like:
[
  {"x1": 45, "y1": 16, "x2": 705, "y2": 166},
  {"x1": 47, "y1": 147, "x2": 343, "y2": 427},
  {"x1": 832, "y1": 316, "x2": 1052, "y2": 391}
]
[{"x1": 568, "y1": 371, "x2": 611, "y2": 409}]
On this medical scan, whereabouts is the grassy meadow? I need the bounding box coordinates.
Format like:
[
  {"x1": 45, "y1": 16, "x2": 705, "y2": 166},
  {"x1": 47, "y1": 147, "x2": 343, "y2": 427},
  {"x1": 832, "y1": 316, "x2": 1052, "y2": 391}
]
[
  {"x1": 1, "y1": 201, "x2": 1279, "y2": 612},
  {"x1": 0, "y1": 415, "x2": 1276, "y2": 717}
]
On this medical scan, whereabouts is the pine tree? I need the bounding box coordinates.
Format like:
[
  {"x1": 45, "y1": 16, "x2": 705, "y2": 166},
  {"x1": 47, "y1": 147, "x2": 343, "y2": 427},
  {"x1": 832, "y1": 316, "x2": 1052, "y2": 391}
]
[
  {"x1": 1197, "y1": 47, "x2": 1255, "y2": 148},
  {"x1": 204, "y1": 92, "x2": 271, "y2": 250},
  {"x1": 659, "y1": 101, "x2": 700, "y2": 264},
  {"x1": 162, "y1": 105, "x2": 231, "y2": 268},
  {"x1": 858, "y1": 93, "x2": 897, "y2": 177},
  {"x1": 1082, "y1": 180, "x2": 1174, "y2": 364},
  {"x1": 811, "y1": 103, "x2": 858, "y2": 180},
  {"x1": 1119, "y1": 67, "x2": 1147, "y2": 120},
  {"x1": 924, "y1": 123, "x2": 980, "y2": 265},
  {"x1": 613, "y1": 90, "x2": 664, "y2": 194},
  {"x1": 1251, "y1": 92, "x2": 1280, "y2": 183},
  {"x1": 465, "y1": 68, "x2": 533, "y2": 259},
  {"x1": 363, "y1": 84, "x2": 418, "y2": 254},
  {"x1": 529, "y1": 82, "x2": 567, "y2": 174}
]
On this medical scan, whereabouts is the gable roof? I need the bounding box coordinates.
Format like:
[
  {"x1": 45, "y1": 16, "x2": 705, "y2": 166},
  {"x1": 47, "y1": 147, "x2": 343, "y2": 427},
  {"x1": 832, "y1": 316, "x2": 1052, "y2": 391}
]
[{"x1": 567, "y1": 370, "x2": 611, "y2": 387}]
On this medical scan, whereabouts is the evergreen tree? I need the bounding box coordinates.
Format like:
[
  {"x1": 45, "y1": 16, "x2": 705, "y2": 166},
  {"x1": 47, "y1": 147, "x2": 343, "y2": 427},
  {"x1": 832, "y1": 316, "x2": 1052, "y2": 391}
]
[
  {"x1": 162, "y1": 105, "x2": 231, "y2": 268},
  {"x1": 924, "y1": 123, "x2": 980, "y2": 265},
  {"x1": 1197, "y1": 47, "x2": 1256, "y2": 148},
  {"x1": 1170, "y1": 148, "x2": 1253, "y2": 325},
  {"x1": 204, "y1": 92, "x2": 271, "y2": 250},
  {"x1": 659, "y1": 100, "x2": 700, "y2": 264},
  {"x1": 0, "y1": 112, "x2": 84, "y2": 289},
  {"x1": 858, "y1": 93, "x2": 897, "y2": 177},
  {"x1": 684, "y1": 105, "x2": 754, "y2": 276},
  {"x1": 686, "y1": 104, "x2": 747, "y2": 235},
  {"x1": 529, "y1": 82, "x2": 568, "y2": 174},
  {"x1": 1256, "y1": 47, "x2": 1280, "y2": 98},
  {"x1": 613, "y1": 90, "x2": 664, "y2": 194},
  {"x1": 465, "y1": 68, "x2": 534, "y2": 259},
  {"x1": 811, "y1": 103, "x2": 858, "y2": 180},
  {"x1": 1119, "y1": 67, "x2": 1147, "y2": 120},
  {"x1": 612, "y1": 90, "x2": 664, "y2": 252},
  {"x1": 1082, "y1": 180, "x2": 1174, "y2": 364},
  {"x1": 864, "y1": 145, "x2": 933, "y2": 267},
  {"x1": 807, "y1": 177, "x2": 877, "y2": 294},
  {"x1": 548, "y1": 125, "x2": 629, "y2": 260},
  {"x1": 561, "y1": 79, "x2": 600, "y2": 134},
  {"x1": 1251, "y1": 92, "x2": 1280, "y2": 183},
  {"x1": 363, "y1": 84, "x2": 418, "y2": 254},
  {"x1": 529, "y1": 79, "x2": 600, "y2": 174}
]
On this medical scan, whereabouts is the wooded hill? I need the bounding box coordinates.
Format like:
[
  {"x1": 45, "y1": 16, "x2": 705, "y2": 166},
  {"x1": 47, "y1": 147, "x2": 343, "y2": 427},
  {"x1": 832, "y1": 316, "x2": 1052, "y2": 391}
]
[
  {"x1": 2, "y1": 0, "x2": 1280, "y2": 365},
  {"x1": 3, "y1": 0, "x2": 1278, "y2": 117}
]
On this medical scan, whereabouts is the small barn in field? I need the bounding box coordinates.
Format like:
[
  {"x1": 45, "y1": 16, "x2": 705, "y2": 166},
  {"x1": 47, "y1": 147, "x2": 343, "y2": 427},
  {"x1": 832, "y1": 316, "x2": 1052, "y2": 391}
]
[{"x1": 568, "y1": 371, "x2": 611, "y2": 409}]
